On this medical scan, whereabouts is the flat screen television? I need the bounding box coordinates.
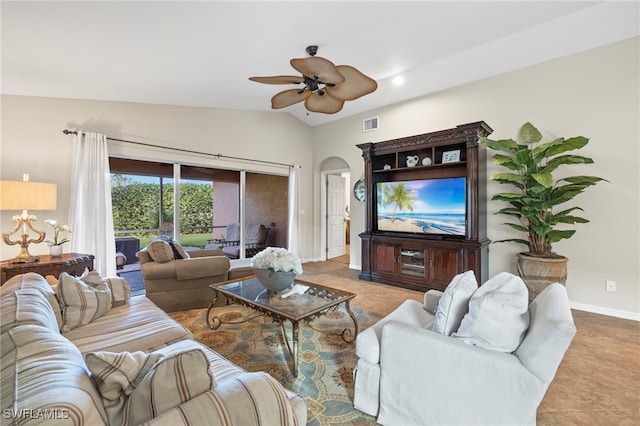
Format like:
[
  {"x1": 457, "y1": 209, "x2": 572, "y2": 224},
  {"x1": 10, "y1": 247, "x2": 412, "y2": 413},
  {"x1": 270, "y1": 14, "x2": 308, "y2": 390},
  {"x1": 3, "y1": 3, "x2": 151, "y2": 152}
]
[{"x1": 376, "y1": 177, "x2": 467, "y2": 237}]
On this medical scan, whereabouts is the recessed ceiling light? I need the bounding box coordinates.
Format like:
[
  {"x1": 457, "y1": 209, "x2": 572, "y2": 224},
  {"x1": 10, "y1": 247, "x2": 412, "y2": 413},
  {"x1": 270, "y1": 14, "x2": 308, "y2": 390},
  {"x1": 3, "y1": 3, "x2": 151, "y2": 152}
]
[{"x1": 392, "y1": 75, "x2": 405, "y2": 86}]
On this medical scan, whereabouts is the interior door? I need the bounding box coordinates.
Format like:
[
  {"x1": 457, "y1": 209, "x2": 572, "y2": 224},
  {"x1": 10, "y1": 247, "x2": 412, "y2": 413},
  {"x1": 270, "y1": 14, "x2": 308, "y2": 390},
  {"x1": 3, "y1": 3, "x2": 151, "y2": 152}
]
[{"x1": 326, "y1": 174, "x2": 346, "y2": 259}]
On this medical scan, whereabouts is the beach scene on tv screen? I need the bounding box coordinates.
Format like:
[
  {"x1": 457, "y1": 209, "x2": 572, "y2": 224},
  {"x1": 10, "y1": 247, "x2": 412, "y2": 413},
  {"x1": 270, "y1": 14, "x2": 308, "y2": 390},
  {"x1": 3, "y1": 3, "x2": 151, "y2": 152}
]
[{"x1": 377, "y1": 177, "x2": 466, "y2": 236}]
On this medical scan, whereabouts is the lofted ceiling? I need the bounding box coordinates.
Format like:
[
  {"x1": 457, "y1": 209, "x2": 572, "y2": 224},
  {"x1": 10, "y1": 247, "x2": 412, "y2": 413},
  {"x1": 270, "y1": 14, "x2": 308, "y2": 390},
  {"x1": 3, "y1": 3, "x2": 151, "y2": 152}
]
[{"x1": 2, "y1": 1, "x2": 638, "y2": 127}]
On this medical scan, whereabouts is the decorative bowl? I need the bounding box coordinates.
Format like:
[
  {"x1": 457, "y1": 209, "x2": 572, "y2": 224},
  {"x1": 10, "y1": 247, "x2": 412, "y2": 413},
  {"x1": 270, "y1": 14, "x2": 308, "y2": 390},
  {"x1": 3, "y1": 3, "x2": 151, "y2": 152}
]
[{"x1": 253, "y1": 268, "x2": 296, "y2": 292}]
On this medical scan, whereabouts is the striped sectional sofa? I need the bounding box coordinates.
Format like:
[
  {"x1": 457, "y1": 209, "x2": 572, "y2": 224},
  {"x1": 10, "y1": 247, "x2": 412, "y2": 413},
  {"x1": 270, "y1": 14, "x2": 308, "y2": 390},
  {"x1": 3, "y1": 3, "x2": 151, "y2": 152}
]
[{"x1": 1, "y1": 272, "x2": 306, "y2": 425}]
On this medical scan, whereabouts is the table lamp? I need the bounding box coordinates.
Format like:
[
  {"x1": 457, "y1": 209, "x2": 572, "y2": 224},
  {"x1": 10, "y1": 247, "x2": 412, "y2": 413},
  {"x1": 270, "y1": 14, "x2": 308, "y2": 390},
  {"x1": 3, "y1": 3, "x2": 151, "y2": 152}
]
[{"x1": 0, "y1": 174, "x2": 57, "y2": 263}]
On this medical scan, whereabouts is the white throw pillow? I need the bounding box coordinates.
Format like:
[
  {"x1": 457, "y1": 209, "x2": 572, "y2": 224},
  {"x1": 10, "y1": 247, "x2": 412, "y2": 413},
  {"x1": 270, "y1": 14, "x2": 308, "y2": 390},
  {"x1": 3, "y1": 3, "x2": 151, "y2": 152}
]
[
  {"x1": 56, "y1": 272, "x2": 112, "y2": 332},
  {"x1": 453, "y1": 272, "x2": 530, "y2": 352},
  {"x1": 432, "y1": 270, "x2": 478, "y2": 336}
]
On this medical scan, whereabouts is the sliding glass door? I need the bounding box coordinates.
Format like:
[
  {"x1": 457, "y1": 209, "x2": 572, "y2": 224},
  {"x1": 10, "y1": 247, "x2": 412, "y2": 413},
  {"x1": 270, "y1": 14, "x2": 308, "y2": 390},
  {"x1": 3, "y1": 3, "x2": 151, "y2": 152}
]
[
  {"x1": 109, "y1": 158, "x2": 287, "y2": 260},
  {"x1": 177, "y1": 165, "x2": 216, "y2": 247},
  {"x1": 245, "y1": 172, "x2": 288, "y2": 249}
]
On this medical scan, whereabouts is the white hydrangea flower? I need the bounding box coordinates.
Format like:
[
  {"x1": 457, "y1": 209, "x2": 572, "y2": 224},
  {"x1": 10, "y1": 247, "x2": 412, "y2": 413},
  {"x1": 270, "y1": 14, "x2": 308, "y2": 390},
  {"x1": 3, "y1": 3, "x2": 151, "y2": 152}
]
[{"x1": 251, "y1": 247, "x2": 303, "y2": 275}]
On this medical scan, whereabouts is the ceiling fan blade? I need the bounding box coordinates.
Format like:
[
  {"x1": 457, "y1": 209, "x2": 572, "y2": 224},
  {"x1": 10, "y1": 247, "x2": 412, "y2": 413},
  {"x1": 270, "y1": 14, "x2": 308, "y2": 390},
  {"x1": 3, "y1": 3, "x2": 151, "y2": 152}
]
[
  {"x1": 304, "y1": 92, "x2": 345, "y2": 114},
  {"x1": 249, "y1": 75, "x2": 305, "y2": 85},
  {"x1": 271, "y1": 89, "x2": 312, "y2": 109},
  {"x1": 290, "y1": 57, "x2": 345, "y2": 84},
  {"x1": 325, "y1": 65, "x2": 378, "y2": 100}
]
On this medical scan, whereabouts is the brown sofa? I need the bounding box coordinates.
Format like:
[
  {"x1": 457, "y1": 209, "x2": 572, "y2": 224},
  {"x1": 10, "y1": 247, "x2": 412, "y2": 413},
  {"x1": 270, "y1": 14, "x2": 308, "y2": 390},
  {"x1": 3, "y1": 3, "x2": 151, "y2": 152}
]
[{"x1": 137, "y1": 240, "x2": 254, "y2": 312}]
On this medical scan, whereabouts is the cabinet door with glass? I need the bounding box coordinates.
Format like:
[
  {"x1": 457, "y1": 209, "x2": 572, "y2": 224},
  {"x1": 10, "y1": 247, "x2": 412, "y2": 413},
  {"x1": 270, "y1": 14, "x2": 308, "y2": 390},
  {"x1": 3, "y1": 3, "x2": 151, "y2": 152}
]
[{"x1": 399, "y1": 247, "x2": 426, "y2": 278}]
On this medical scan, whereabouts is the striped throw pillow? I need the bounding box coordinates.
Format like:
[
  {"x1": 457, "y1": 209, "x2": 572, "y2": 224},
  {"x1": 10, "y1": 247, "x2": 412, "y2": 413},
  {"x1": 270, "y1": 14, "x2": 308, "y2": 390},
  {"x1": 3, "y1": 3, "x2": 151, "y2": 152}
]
[
  {"x1": 81, "y1": 270, "x2": 131, "y2": 307},
  {"x1": 57, "y1": 272, "x2": 112, "y2": 332},
  {"x1": 0, "y1": 272, "x2": 63, "y2": 330},
  {"x1": 147, "y1": 240, "x2": 174, "y2": 263},
  {"x1": 86, "y1": 350, "x2": 163, "y2": 426},
  {"x1": 0, "y1": 288, "x2": 60, "y2": 334},
  {"x1": 2, "y1": 324, "x2": 108, "y2": 425},
  {"x1": 145, "y1": 372, "x2": 297, "y2": 426},
  {"x1": 104, "y1": 277, "x2": 132, "y2": 307},
  {"x1": 86, "y1": 342, "x2": 213, "y2": 426}
]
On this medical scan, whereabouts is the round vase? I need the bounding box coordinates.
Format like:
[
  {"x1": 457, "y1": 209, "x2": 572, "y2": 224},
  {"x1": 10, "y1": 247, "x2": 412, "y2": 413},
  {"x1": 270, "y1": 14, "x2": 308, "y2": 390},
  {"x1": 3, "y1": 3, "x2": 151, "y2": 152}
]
[
  {"x1": 253, "y1": 268, "x2": 296, "y2": 292},
  {"x1": 49, "y1": 245, "x2": 63, "y2": 257},
  {"x1": 517, "y1": 253, "x2": 568, "y2": 301}
]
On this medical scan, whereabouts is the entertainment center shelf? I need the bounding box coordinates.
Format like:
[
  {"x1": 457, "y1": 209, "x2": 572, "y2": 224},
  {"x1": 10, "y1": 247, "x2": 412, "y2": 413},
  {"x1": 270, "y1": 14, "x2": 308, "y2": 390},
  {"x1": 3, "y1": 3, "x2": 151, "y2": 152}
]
[
  {"x1": 357, "y1": 121, "x2": 492, "y2": 292},
  {"x1": 371, "y1": 140, "x2": 469, "y2": 172}
]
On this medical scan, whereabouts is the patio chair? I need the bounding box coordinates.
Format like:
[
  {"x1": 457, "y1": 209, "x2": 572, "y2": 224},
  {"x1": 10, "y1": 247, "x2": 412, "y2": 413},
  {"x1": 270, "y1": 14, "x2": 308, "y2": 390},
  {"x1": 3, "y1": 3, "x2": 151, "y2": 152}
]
[{"x1": 206, "y1": 223, "x2": 269, "y2": 258}]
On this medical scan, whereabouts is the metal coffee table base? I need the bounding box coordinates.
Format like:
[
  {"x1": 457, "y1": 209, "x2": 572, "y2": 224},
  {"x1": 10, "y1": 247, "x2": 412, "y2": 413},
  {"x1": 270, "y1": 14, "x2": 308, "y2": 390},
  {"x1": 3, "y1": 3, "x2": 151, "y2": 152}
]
[{"x1": 206, "y1": 291, "x2": 358, "y2": 376}]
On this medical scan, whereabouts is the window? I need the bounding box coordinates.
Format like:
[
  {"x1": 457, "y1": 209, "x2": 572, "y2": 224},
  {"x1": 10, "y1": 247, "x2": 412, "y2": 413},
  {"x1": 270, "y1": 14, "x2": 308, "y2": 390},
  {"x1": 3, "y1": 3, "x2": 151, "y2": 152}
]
[{"x1": 109, "y1": 158, "x2": 287, "y2": 257}]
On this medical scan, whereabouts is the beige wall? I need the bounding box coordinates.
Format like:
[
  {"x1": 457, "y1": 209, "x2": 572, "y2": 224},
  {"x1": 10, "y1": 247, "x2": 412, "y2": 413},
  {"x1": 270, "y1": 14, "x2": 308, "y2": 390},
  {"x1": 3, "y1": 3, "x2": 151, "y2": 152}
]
[
  {"x1": 1, "y1": 37, "x2": 637, "y2": 317},
  {"x1": 0, "y1": 97, "x2": 314, "y2": 260},
  {"x1": 212, "y1": 181, "x2": 239, "y2": 234},
  {"x1": 311, "y1": 37, "x2": 639, "y2": 317}
]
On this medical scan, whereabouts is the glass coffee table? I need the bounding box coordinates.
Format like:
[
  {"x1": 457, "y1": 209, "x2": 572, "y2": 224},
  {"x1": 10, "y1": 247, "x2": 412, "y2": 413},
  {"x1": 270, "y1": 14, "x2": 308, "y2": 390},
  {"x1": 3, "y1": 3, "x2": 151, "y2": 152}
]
[{"x1": 207, "y1": 276, "x2": 358, "y2": 376}]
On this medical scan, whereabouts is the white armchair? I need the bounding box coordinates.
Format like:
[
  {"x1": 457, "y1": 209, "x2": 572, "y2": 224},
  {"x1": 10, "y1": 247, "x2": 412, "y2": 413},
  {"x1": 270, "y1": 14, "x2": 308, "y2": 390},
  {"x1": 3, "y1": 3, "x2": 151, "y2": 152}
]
[{"x1": 353, "y1": 279, "x2": 576, "y2": 425}]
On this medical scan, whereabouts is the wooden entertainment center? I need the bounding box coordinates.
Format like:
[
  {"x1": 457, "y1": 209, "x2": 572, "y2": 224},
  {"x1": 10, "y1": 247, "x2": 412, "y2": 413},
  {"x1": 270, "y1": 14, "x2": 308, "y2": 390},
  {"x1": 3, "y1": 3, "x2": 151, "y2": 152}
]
[{"x1": 357, "y1": 121, "x2": 492, "y2": 292}]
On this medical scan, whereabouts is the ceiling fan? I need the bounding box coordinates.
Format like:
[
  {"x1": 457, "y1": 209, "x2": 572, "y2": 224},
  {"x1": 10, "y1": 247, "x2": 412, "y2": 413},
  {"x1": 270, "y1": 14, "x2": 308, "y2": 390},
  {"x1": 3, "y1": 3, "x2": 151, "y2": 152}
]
[{"x1": 249, "y1": 45, "x2": 377, "y2": 114}]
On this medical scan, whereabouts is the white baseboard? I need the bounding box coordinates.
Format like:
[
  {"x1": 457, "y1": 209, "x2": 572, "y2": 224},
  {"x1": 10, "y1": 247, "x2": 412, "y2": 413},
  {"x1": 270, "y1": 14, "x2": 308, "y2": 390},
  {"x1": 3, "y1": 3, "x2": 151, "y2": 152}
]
[
  {"x1": 313, "y1": 260, "x2": 640, "y2": 321},
  {"x1": 570, "y1": 302, "x2": 640, "y2": 321}
]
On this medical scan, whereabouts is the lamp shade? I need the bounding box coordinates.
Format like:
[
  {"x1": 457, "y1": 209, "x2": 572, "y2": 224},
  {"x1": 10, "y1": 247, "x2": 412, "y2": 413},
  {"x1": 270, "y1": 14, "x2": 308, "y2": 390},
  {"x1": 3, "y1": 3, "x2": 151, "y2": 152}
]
[{"x1": 0, "y1": 181, "x2": 57, "y2": 211}]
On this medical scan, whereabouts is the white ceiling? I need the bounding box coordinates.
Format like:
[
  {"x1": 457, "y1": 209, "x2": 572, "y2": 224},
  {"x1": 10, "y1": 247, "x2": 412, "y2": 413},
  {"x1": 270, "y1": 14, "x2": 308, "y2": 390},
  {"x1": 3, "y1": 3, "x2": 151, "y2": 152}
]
[{"x1": 2, "y1": 1, "x2": 638, "y2": 127}]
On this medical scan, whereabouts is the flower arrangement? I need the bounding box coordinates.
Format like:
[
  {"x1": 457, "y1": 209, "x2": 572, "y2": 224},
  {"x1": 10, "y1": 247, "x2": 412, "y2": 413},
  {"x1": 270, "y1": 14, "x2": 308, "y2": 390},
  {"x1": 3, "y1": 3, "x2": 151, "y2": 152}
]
[
  {"x1": 251, "y1": 247, "x2": 303, "y2": 275},
  {"x1": 44, "y1": 219, "x2": 71, "y2": 246}
]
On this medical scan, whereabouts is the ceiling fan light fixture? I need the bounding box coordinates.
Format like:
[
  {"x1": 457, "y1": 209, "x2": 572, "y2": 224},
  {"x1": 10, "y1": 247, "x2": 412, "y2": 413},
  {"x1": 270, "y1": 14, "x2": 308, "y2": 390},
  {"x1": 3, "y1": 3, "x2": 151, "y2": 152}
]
[{"x1": 249, "y1": 45, "x2": 377, "y2": 114}]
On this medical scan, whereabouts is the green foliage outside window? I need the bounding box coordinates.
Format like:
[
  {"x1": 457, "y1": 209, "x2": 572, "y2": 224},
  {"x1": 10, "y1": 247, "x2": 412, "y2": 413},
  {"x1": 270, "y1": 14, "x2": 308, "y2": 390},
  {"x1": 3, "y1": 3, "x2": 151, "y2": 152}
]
[{"x1": 111, "y1": 174, "x2": 213, "y2": 238}]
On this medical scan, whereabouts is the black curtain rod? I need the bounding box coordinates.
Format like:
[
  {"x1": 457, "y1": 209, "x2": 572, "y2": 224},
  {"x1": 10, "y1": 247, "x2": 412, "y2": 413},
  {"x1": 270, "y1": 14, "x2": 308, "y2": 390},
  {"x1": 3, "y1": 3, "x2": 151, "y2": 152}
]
[{"x1": 62, "y1": 129, "x2": 297, "y2": 169}]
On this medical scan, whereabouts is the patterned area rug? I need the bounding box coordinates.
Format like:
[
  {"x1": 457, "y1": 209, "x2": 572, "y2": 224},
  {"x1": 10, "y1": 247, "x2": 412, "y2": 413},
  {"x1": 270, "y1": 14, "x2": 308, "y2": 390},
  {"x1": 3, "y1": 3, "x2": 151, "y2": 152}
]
[{"x1": 170, "y1": 304, "x2": 381, "y2": 425}]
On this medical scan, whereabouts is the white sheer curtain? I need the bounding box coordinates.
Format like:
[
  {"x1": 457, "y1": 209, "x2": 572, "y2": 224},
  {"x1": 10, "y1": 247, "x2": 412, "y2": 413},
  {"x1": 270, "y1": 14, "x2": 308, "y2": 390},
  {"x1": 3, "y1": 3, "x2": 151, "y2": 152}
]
[
  {"x1": 69, "y1": 132, "x2": 117, "y2": 276},
  {"x1": 287, "y1": 165, "x2": 302, "y2": 258}
]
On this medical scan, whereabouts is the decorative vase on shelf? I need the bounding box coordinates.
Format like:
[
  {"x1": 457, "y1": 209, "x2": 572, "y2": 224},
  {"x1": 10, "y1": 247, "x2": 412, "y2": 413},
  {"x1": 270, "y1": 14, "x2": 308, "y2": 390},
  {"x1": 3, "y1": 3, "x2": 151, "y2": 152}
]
[
  {"x1": 49, "y1": 245, "x2": 63, "y2": 257},
  {"x1": 253, "y1": 268, "x2": 296, "y2": 292}
]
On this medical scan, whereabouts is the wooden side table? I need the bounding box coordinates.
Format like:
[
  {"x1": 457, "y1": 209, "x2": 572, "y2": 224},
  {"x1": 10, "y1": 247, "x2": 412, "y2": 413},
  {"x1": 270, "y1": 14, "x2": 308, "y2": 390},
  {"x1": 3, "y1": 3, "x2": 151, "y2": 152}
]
[{"x1": 0, "y1": 253, "x2": 95, "y2": 285}]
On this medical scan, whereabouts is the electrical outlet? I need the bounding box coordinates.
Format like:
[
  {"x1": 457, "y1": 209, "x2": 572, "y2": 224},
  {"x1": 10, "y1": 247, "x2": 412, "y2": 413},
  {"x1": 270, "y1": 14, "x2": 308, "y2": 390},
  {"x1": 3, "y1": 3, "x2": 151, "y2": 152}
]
[{"x1": 606, "y1": 280, "x2": 616, "y2": 292}]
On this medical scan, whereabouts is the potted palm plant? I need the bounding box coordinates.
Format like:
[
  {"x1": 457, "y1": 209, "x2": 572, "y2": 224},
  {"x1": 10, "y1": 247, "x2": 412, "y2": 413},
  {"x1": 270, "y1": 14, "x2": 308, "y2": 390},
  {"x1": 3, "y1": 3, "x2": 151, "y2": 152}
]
[{"x1": 480, "y1": 122, "x2": 607, "y2": 299}]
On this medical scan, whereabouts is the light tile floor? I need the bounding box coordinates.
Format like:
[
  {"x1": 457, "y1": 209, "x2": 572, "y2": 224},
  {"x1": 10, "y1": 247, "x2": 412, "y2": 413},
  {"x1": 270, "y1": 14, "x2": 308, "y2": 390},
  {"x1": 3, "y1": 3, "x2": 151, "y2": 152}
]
[
  {"x1": 299, "y1": 260, "x2": 640, "y2": 425},
  {"x1": 121, "y1": 255, "x2": 640, "y2": 423}
]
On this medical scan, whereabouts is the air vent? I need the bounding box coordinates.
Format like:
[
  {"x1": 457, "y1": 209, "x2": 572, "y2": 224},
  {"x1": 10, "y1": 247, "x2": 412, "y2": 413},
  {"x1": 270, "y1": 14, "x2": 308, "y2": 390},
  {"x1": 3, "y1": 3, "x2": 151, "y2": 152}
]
[{"x1": 363, "y1": 117, "x2": 379, "y2": 132}]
